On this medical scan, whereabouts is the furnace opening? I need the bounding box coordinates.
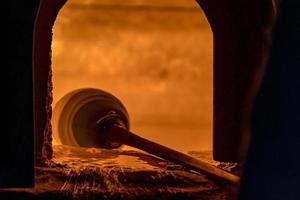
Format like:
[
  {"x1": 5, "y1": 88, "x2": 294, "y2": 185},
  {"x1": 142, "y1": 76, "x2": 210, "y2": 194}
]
[{"x1": 51, "y1": 0, "x2": 213, "y2": 153}]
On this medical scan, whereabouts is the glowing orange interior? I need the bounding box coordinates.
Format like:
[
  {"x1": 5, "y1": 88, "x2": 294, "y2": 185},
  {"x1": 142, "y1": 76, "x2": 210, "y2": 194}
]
[{"x1": 51, "y1": 0, "x2": 213, "y2": 153}]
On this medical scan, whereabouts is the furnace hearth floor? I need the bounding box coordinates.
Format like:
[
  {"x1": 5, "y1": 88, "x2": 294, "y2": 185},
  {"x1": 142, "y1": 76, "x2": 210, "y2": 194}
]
[{"x1": 1, "y1": 145, "x2": 238, "y2": 200}]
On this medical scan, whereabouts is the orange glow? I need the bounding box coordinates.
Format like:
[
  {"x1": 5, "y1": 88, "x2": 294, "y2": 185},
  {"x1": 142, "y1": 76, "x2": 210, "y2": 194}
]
[{"x1": 52, "y1": 0, "x2": 213, "y2": 153}]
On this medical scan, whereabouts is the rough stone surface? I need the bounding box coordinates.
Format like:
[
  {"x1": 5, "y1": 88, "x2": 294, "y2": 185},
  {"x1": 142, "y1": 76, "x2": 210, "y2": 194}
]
[{"x1": 0, "y1": 146, "x2": 238, "y2": 199}]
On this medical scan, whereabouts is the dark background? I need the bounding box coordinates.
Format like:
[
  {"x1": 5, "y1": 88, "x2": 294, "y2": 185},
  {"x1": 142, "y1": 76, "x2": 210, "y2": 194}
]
[
  {"x1": 239, "y1": 0, "x2": 300, "y2": 199},
  {"x1": 3, "y1": 0, "x2": 40, "y2": 187}
]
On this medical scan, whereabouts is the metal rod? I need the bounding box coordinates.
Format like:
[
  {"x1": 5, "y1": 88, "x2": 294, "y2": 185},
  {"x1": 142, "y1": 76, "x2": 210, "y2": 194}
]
[{"x1": 105, "y1": 125, "x2": 240, "y2": 185}]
